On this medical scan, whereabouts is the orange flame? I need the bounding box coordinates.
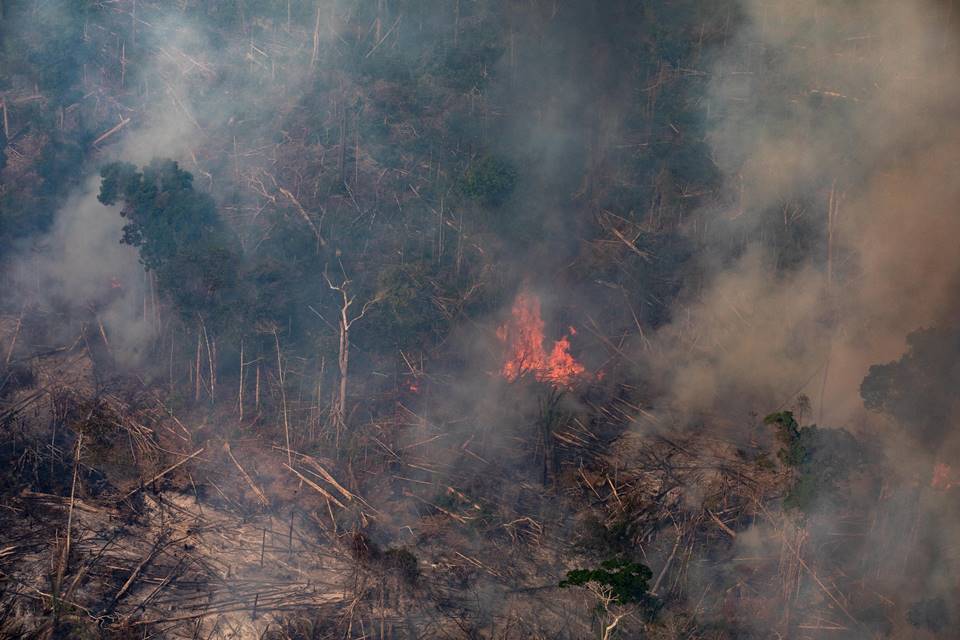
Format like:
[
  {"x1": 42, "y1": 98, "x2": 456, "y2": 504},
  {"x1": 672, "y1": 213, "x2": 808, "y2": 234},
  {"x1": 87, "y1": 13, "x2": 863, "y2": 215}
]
[{"x1": 496, "y1": 290, "x2": 586, "y2": 388}]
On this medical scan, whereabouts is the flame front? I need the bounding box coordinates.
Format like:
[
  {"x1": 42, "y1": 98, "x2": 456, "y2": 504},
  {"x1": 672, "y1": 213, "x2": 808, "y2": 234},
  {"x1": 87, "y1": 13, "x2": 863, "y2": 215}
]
[{"x1": 497, "y1": 290, "x2": 586, "y2": 388}]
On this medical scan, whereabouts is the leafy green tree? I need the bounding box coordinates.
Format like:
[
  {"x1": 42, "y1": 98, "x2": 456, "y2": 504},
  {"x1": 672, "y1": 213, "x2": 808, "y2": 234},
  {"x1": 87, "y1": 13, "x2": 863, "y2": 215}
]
[
  {"x1": 861, "y1": 327, "x2": 960, "y2": 448},
  {"x1": 463, "y1": 156, "x2": 517, "y2": 207},
  {"x1": 561, "y1": 558, "x2": 658, "y2": 638},
  {"x1": 357, "y1": 261, "x2": 444, "y2": 350},
  {"x1": 560, "y1": 558, "x2": 655, "y2": 607},
  {"x1": 98, "y1": 159, "x2": 241, "y2": 325},
  {"x1": 764, "y1": 411, "x2": 867, "y2": 512}
]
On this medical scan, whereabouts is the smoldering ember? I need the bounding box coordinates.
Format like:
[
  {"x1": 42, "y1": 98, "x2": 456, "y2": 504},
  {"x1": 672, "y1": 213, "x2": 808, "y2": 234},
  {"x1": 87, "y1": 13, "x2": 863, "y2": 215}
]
[{"x1": 1, "y1": 1, "x2": 960, "y2": 639}]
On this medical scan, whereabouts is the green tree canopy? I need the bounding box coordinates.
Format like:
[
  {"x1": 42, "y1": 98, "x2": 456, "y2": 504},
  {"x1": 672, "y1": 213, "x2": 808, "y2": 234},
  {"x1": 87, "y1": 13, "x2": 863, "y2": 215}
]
[
  {"x1": 764, "y1": 411, "x2": 868, "y2": 513},
  {"x1": 98, "y1": 159, "x2": 241, "y2": 325},
  {"x1": 560, "y1": 558, "x2": 656, "y2": 609},
  {"x1": 462, "y1": 156, "x2": 517, "y2": 208},
  {"x1": 861, "y1": 327, "x2": 960, "y2": 448}
]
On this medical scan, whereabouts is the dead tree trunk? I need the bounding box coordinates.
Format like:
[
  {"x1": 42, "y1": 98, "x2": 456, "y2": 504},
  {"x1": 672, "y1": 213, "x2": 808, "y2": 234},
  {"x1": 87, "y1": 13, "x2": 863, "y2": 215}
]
[
  {"x1": 338, "y1": 105, "x2": 347, "y2": 186},
  {"x1": 194, "y1": 329, "x2": 202, "y2": 402},
  {"x1": 310, "y1": 5, "x2": 322, "y2": 69},
  {"x1": 275, "y1": 330, "x2": 292, "y2": 465},
  {"x1": 335, "y1": 305, "x2": 349, "y2": 437},
  {"x1": 238, "y1": 338, "x2": 245, "y2": 421},
  {"x1": 325, "y1": 267, "x2": 384, "y2": 447}
]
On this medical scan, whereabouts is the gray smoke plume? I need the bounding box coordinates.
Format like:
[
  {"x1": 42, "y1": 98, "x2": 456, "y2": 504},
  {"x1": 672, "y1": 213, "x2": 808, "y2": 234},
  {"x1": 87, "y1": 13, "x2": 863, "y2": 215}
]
[
  {"x1": 643, "y1": 1, "x2": 960, "y2": 634},
  {"x1": 649, "y1": 0, "x2": 960, "y2": 432}
]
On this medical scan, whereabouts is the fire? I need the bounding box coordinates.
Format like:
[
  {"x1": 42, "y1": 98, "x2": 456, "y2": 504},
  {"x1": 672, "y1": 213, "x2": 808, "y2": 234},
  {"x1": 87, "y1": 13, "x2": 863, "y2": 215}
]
[
  {"x1": 931, "y1": 462, "x2": 959, "y2": 490},
  {"x1": 496, "y1": 290, "x2": 586, "y2": 388}
]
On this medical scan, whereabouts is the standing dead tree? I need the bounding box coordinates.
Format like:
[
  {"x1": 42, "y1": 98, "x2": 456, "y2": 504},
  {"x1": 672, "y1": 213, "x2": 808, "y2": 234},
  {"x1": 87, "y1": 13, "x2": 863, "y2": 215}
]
[{"x1": 324, "y1": 264, "x2": 383, "y2": 447}]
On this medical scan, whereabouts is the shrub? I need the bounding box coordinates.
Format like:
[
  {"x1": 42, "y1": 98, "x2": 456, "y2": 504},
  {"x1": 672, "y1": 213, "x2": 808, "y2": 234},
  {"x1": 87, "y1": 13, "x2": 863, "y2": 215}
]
[
  {"x1": 560, "y1": 557, "x2": 659, "y2": 620},
  {"x1": 463, "y1": 156, "x2": 517, "y2": 207},
  {"x1": 763, "y1": 411, "x2": 867, "y2": 513}
]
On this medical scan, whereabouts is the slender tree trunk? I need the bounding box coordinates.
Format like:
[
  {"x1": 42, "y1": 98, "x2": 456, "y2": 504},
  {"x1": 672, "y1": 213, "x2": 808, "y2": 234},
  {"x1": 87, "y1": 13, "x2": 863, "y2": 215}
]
[
  {"x1": 310, "y1": 5, "x2": 322, "y2": 69},
  {"x1": 334, "y1": 307, "x2": 350, "y2": 445},
  {"x1": 338, "y1": 104, "x2": 347, "y2": 185},
  {"x1": 195, "y1": 330, "x2": 202, "y2": 402},
  {"x1": 827, "y1": 180, "x2": 838, "y2": 291},
  {"x1": 255, "y1": 362, "x2": 261, "y2": 412},
  {"x1": 454, "y1": 0, "x2": 460, "y2": 46},
  {"x1": 275, "y1": 331, "x2": 292, "y2": 465},
  {"x1": 238, "y1": 338, "x2": 245, "y2": 421},
  {"x1": 314, "y1": 356, "x2": 324, "y2": 442},
  {"x1": 324, "y1": 271, "x2": 382, "y2": 449},
  {"x1": 168, "y1": 331, "x2": 174, "y2": 394}
]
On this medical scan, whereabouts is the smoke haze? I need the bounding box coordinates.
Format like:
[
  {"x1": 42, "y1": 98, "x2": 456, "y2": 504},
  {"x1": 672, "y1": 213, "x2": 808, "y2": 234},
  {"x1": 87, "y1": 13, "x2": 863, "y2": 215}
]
[
  {"x1": 2, "y1": 0, "x2": 960, "y2": 637},
  {"x1": 646, "y1": 0, "x2": 960, "y2": 431}
]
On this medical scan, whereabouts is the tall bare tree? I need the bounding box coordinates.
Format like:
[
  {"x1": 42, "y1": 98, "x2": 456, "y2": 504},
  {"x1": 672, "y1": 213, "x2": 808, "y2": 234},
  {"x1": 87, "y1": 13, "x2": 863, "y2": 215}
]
[{"x1": 324, "y1": 264, "x2": 383, "y2": 445}]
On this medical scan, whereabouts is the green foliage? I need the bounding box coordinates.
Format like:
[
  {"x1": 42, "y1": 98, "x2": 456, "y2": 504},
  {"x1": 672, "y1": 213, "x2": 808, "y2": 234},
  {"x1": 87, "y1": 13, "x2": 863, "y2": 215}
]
[
  {"x1": 3, "y1": 1, "x2": 94, "y2": 106},
  {"x1": 363, "y1": 261, "x2": 442, "y2": 348},
  {"x1": 763, "y1": 411, "x2": 867, "y2": 512},
  {"x1": 560, "y1": 558, "x2": 656, "y2": 611},
  {"x1": 763, "y1": 411, "x2": 805, "y2": 467},
  {"x1": 99, "y1": 159, "x2": 220, "y2": 269},
  {"x1": 98, "y1": 159, "x2": 241, "y2": 325},
  {"x1": 462, "y1": 156, "x2": 517, "y2": 207},
  {"x1": 0, "y1": 130, "x2": 90, "y2": 254},
  {"x1": 861, "y1": 326, "x2": 960, "y2": 447}
]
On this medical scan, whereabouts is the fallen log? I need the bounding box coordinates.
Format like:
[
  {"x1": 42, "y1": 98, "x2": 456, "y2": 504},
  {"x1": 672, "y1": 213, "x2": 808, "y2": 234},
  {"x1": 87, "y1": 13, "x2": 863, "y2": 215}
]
[
  {"x1": 92, "y1": 117, "x2": 131, "y2": 146},
  {"x1": 224, "y1": 442, "x2": 269, "y2": 506},
  {"x1": 122, "y1": 447, "x2": 205, "y2": 501},
  {"x1": 283, "y1": 464, "x2": 346, "y2": 509}
]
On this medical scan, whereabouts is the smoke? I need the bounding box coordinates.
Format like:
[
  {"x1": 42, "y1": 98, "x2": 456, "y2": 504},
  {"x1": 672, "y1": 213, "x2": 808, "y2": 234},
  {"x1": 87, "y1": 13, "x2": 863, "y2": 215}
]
[
  {"x1": 650, "y1": 0, "x2": 960, "y2": 430},
  {"x1": 5, "y1": 0, "x2": 960, "y2": 634},
  {"x1": 641, "y1": 0, "x2": 960, "y2": 633},
  {"x1": 17, "y1": 180, "x2": 151, "y2": 363},
  {"x1": 1, "y1": 2, "x2": 344, "y2": 367}
]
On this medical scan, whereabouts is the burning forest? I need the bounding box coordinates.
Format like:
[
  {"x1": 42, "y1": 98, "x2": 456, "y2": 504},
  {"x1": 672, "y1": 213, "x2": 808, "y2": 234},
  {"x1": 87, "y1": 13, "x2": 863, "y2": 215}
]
[
  {"x1": 2, "y1": 1, "x2": 960, "y2": 639},
  {"x1": 496, "y1": 290, "x2": 587, "y2": 388}
]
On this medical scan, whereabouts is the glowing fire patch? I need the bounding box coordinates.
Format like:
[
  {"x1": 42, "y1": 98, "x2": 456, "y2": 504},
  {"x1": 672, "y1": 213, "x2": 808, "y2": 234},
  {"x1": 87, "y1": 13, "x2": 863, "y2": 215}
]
[
  {"x1": 931, "y1": 462, "x2": 959, "y2": 490},
  {"x1": 496, "y1": 290, "x2": 586, "y2": 388}
]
